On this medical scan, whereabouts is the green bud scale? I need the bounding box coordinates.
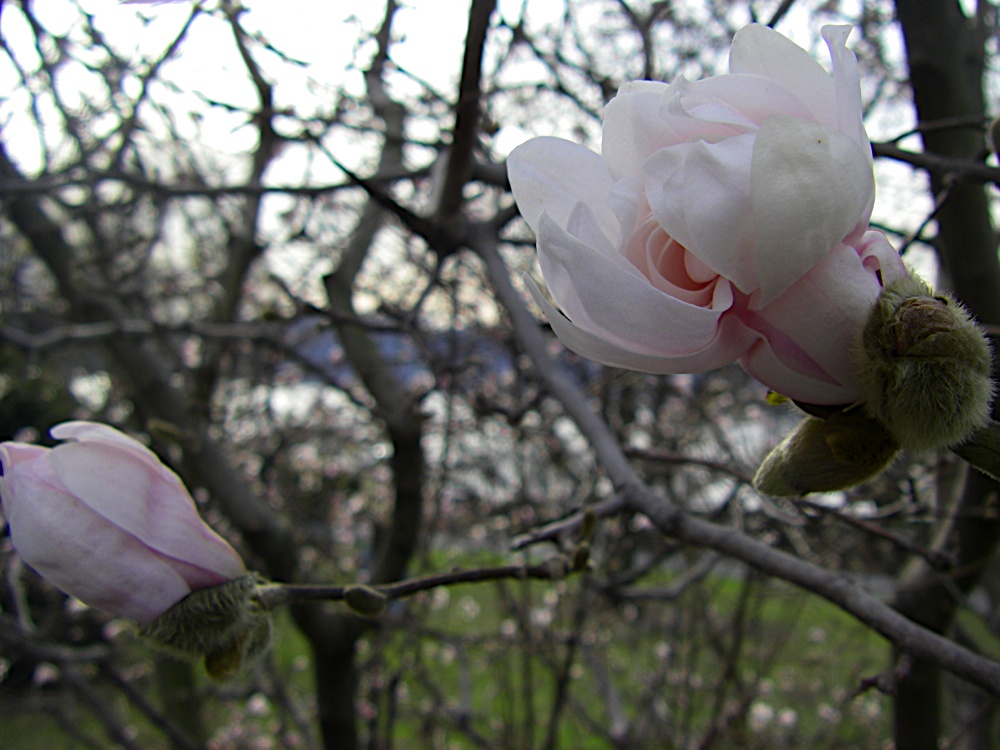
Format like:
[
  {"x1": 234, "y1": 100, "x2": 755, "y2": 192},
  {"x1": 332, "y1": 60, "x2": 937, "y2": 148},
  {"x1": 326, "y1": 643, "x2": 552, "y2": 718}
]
[
  {"x1": 139, "y1": 574, "x2": 272, "y2": 679},
  {"x1": 344, "y1": 584, "x2": 389, "y2": 617},
  {"x1": 753, "y1": 409, "x2": 900, "y2": 496},
  {"x1": 854, "y1": 274, "x2": 993, "y2": 451}
]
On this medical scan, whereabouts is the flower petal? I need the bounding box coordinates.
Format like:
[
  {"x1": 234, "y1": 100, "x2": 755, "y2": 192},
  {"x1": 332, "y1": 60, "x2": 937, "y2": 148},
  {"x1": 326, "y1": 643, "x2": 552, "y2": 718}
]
[
  {"x1": 741, "y1": 242, "x2": 888, "y2": 404},
  {"x1": 528, "y1": 277, "x2": 757, "y2": 373},
  {"x1": 1, "y1": 451, "x2": 192, "y2": 622},
  {"x1": 751, "y1": 115, "x2": 874, "y2": 305},
  {"x1": 536, "y1": 214, "x2": 741, "y2": 357},
  {"x1": 857, "y1": 230, "x2": 908, "y2": 285},
  {"x1": 729, "y1": 24, "x2": 838, "y2": 129},
  {"x1": 49, "y1": 441, "x2": 246, "y2": 580},
  {"x1": 508, "y1": 136, "x2": 619, "y2": 246},
  {"x1": 668, "y1": 73, "x2": 816, "y2": 132},
  {"x1": 50, "y1": 421, "x2": 171, "y2": 477},
  {"x1": 821, "y1": 25, "x2": 867, "y2": 152},
  {"x1": 643, "y1": 134, "x2": 758, "y2": 294},
  {"x1": 602, "y1": 80, "x2": 676, "y2": 179}
]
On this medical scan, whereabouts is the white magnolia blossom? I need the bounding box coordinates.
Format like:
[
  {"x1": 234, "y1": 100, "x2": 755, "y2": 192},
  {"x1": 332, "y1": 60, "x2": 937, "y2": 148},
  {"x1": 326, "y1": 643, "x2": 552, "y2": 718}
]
[{"x1": 509, "y1": 24, "x2": 907, "y2": 405}]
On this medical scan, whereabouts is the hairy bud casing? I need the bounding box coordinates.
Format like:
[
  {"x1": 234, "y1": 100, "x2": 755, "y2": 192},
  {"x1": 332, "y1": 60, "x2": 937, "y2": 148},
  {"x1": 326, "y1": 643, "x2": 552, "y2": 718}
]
[
  {"x1": 854, "y1": 275, "x2": 994, "y2": 450},
  {"x1": 139, "y1": 574, "x2": 271, "y2": 679}
]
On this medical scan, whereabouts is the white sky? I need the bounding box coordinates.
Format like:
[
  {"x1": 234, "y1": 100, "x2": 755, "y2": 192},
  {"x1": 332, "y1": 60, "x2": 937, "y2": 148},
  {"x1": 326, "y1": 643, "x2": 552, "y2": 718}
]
[{"x1": 0, "y1": 0, "x2": 953, "y2": 279}]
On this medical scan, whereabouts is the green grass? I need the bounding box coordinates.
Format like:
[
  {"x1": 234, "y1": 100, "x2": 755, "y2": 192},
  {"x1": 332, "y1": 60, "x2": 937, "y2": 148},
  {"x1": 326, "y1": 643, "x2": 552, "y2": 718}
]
[
  {"x1": 1, "y1": 566, "x2": 893, "y2": 749},
  {"x1": 352, "y1": 566, "x2": 892, "y2": 749}
]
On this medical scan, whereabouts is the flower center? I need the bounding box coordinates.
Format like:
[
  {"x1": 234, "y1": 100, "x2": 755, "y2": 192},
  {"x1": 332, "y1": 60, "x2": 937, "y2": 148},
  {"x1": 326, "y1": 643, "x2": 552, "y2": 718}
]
[{"x1": 622, "y1": 211, "x2": 718, "y2": 306}]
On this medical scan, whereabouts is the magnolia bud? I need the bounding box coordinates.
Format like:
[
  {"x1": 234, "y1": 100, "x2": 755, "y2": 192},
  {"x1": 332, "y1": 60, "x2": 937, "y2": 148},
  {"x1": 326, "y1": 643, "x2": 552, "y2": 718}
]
[
  {"x1": 753, "y1": 409, "x2": 900, "y2": 496},
  {"x1": 140, "y1": 574, "x2": 272, "y2": 679},
  {"x1": 0, "y1": 422, "x2": 248, "y2": 623},
  {"x1": 344, "y1": 584, "x2": 388, "y2": 617},
  {"x1": 854, "y1": 275, "x2": 994, "y2": 450}
]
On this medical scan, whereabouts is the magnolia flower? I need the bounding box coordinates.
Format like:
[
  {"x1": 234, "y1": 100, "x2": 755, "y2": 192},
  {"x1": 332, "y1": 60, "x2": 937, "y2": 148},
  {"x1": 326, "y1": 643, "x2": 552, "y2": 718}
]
[
  {"x1": 0, "y1": 421, "x2": 246, "y2": 623},
  {"x1": 508, "y1": 24, "x2": 907, "y2": 405}
]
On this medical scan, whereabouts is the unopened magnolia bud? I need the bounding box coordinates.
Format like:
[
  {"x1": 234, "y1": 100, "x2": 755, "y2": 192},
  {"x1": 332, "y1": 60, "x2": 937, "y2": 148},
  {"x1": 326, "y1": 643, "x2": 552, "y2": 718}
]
[
  {"x1": 139, "y1": 574, "x2": 271, "y2": 679},
  {"x1": 344, "y1": 584, "x2": 388, "y2": 617},
  {"x1": 753, "y1": 409, "x2": 900, "y2": 496},
  {"x1": 855, "y1": 274, "x2": 994, "y2": 451}
]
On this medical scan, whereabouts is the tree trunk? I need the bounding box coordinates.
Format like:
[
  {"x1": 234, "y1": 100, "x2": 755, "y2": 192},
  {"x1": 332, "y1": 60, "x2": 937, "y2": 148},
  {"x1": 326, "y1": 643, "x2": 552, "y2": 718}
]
[{"x1": 893, "y1": 2, "x2": 1000, "y2": 748}]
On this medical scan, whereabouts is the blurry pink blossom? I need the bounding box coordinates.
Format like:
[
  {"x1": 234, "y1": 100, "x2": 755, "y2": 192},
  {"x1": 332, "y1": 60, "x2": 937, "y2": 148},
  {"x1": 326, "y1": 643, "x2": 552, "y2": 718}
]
[
  {"x1": 508, "y1": 24, "x2": 907, "y2": 405},
  {"x1": 0, "y1": 421, "x2": 246, "y2": 623}
]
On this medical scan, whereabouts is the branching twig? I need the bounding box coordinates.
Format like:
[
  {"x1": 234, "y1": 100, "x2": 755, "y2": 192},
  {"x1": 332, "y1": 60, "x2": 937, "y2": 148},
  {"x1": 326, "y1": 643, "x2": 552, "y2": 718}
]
[
  {"x1": 254, "y1": 557, "x2": 582, "y2": 611},
  {"x1": 873, "y1": 141, "x2": 1000, "y2": 185}
]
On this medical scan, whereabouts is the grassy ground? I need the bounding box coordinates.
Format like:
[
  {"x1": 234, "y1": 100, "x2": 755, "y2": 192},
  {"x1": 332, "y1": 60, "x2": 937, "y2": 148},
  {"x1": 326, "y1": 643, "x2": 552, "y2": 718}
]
[{"x1": 1, "y1": 566, "x2": 892, "y2": 749}]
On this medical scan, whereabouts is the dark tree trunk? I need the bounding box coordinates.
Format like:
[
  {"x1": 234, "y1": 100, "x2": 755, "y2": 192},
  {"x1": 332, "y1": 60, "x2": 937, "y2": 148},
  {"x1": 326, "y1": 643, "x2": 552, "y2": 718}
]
[{"x1": 893, "y1": 2, "x2": 1000, "y2": 748}]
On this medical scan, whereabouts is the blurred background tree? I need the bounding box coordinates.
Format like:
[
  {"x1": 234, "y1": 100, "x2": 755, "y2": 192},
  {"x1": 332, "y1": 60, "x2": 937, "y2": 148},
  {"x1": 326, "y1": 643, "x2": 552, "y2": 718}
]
[{"x1": 1, "y1": 1, "x2": 999, "y2": 748}]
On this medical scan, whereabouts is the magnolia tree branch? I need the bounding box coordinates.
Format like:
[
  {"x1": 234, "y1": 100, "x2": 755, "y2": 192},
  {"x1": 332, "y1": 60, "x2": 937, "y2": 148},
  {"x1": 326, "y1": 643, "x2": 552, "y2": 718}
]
[
  {"x1": 871, "y1": 141, "x2": 1000, "y2": 186},
  {"x1": 434, "y1": 0, "x2": 496, "y2": 216},
  {"x1": 0, "y1": 170, "x2": 415, "y2": 198},
  {"x1": 471, "y1": 222, "x2": 1000, "y2": 696},
  {"x1": 254, "y1": 556, "x2": 585, "y2": 612}
]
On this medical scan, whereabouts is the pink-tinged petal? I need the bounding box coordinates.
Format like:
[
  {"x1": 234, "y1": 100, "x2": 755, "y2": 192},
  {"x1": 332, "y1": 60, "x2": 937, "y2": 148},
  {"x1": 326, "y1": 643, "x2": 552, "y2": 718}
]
[
  {"x1": 729, "y1": 24, "x2": 838, "y2": 129},
  {"x1": 528, "y1": 278, "x2": 757, "y2": 373},
  {"x1": 565, "y1": 202, "x2": 618, "y2": 258},
  {"x1": 668, "y1": 73, "x2": 816, "y2": 132},
  {"x1": 751, "y1": 116, "x2": 873, "y2": 305},
  {"x1": 643, "y1": 134, "x2": 758, "y2": 294},
  {"x1": 50, "y1": 421, "x2": 168, "y2": 470},
  {"x1": 52, "y1": 421, "x2": 152, "y2": 453},
  {"x1": 49, "y1": 441, "x2": 246, "y2": 580},
  {"x1": 508, "y1": 137, "x2": 619, "y2": 245},
  {"x1": 602, "y1": 80, "x2": 676, "y2": 179},
  {"x1": 821, "y1": 25, "x2": 867, "y2": 152},
  {"x1": 741, "y1": 242, "x2": 887, "y2": 404},
  {"x1": 739, "y1": 342, "x2": 859, "y2": 406},
  {"x1": 620, "y1": 209, "x2": 717, "y2": 306},
  {"x1": 0, "y1": 444, "x2": 51, "y2": 525},
  {"x1": 2, "y1": 458, "x2": 192, "y2": 622},
  {"x1": 857, "y1": 230, "x2": 908, "y2": 285},
  {"x1": 535, "y1": 214, "x2": 735, "y2": 356},
  {"x1": 607, "y1": 176, "x2": 643, "y2": 248},
  {"x1": 0, "y1": 442, "x2": 48, "y2": 473},
  {"x1": 160, "y1": 555, "x2": 236, "y2": 592}
]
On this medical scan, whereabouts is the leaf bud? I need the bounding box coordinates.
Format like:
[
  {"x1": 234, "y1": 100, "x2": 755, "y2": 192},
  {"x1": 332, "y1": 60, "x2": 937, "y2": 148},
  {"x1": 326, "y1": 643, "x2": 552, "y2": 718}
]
[
  {"x1": 753, "y1": 409, "x2": 900, "y2": 496},
  {"x1": 344, "y1": 584, "x2": 389, "y2": 617}
]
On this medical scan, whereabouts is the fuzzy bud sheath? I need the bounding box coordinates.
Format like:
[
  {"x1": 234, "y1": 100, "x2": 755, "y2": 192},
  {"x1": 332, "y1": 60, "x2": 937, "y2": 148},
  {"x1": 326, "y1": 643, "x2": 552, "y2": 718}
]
[
  {"x1": 140, "y1": 575, "x2": 272, "y2": 679},
  {"x1": 855, "y1": 275, "x2": 993, "y2": 450},
  {"x1": 754, "y1": 274, "x2": 994, "y2": 496}
]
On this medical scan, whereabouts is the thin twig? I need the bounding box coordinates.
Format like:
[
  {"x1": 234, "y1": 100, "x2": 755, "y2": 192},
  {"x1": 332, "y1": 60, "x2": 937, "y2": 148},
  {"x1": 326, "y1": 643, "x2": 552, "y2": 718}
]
[{"x1": 253, "y1": 557, "x2": 582, "y2": 611}]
